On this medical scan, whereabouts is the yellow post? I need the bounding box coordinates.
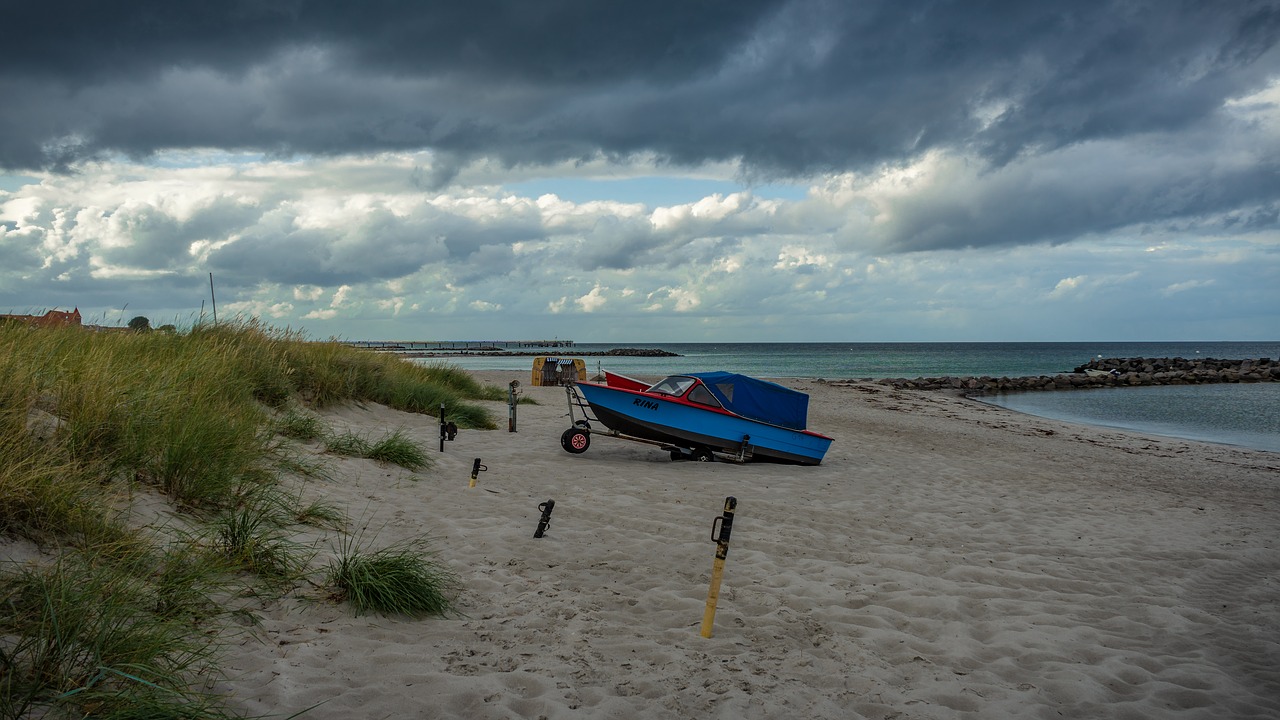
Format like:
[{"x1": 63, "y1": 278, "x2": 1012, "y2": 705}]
[{"x1": 700, "y1": 496, "x2": 737, "y2": 638}]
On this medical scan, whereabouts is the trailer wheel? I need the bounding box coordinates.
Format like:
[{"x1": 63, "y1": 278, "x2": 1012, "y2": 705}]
[
  {"x1": 561, "y1": 427, "x2": 590, "y2": 454},
  {"x1": 692, "y1": 447, "x2": 714, "y2": 462}
]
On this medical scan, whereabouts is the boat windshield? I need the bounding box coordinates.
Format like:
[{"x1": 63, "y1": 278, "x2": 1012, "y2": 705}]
[
  {"x1": 647, "y1": 376, "x2": 697, "y2": 397},
  {"x1": 686, "y1": 383, "x2": 722, "y2": 408}
]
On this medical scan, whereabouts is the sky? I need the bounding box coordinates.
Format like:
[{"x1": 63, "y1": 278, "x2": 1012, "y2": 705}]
[{"x1": 1, "y1": 0, "x2": 1278, "y2": 342}]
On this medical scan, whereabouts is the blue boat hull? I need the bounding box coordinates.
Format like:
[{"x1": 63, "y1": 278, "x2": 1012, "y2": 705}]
[{"x1": 576, "y1": 383, "x2": 831, "y2": 465}]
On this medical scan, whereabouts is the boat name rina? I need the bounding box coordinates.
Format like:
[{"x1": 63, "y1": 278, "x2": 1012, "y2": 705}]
[{"x1": 632, "y1": 398, "x2": 660, "y2": 411}]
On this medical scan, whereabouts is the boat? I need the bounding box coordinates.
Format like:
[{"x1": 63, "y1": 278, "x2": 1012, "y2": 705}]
[
  {"x1": 561, "y1": 371, "x2": 833, "y2": 465},
  {"x1": 602, "y1": 370, "x2": 650, "y2": 391}
]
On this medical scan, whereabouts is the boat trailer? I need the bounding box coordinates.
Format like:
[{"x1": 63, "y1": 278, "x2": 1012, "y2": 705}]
[{"x1": 560, "y1": 383, "x2": 754, "y2": 463}]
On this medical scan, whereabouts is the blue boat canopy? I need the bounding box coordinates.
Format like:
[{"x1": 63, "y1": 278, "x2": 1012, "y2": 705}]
[{"x1": 687, "y1": 371, "x2": 810, "y2": 431}]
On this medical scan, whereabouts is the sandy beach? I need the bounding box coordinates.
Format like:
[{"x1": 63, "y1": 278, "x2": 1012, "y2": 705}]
[{"x1": 212, "y1": 371, "x2": 1280, "y2": 719}]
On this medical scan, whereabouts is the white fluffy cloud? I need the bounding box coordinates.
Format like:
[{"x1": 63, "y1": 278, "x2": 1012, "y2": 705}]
[{"x1": 1, "y1": 145, "x2": 1275, "y2": 341}]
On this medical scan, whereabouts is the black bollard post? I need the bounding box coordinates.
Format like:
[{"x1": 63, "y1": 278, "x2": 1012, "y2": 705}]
[
  {"x1": 508, "y1": 380, "x2": 520, "y2": 432},
  {"x1": 468, "y1": 458, "x2": 486, "y2": 488},
  {"x1": 533, "y1": 499, "x2": 556, "y2": 538},
  {"x1": 439, "y1": 403, "x2": 446, "y2": 452}
]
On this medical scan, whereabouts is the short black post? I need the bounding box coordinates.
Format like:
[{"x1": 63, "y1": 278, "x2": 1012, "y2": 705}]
[
  {"x1": 469, "y1": 458, "x2": 486, "y2": 488},
  {"x1": 508, "y1": 380, "x2": 519, "y2": 432},
  {"x1": 439, "y1": 403, "x2": 446, "y2": 452},
  {"x1": 534, "y1": 499, "x2": 556, "y2": 538}
]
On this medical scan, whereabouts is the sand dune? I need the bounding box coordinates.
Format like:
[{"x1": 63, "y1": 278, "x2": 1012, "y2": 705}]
[{"x1": 214, "y1": 372, "x2": 1280, "y2": 719}]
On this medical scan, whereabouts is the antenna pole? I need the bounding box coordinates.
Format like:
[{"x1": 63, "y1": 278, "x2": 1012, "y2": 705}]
[{"x1": 209, "y1": 273, "x2": 218, "y2": 325}]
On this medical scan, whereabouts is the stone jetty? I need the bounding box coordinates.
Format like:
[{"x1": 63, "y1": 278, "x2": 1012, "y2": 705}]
[
  {"x1": 858, "y1": 357, "x2": 1278, "y2": 394},
  {"x1": 392, "y1": 347, "x2": 679, "y2": 359}
]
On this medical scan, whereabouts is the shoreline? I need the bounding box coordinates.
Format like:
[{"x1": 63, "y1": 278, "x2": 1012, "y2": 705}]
[
  {"x1": 968, "y1": 391, "x2": 1279, "y2": 455},
  {"x1": 974, "y1": 387, "x2": 1280, "y2": 454},
  {"x1": 210, "y1": 370, "x2": 1280, "y2": 719}
]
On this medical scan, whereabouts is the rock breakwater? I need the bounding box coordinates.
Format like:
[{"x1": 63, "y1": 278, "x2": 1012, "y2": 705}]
[
  {"x1": 598, "y1": 348, "x2": 680, "y2": 357},
  {"x1": 395, "y1": 347, "x2": 679, "y2": 358},
  {"x1": 855, "y1": 357, "x2": 1278, "y2": 393}
]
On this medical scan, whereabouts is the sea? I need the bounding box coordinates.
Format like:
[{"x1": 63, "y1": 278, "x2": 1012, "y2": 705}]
[{"x1": 412, "y1": 341, "x2": 1280, "y2": 453}]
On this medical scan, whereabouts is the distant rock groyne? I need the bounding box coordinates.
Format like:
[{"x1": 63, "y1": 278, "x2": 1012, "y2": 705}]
[
  {"x1": 393, "y1": 347, "x2": 679, "y2": 359},
  {"x1": 860, "y1": 357, "x2": 1278, "y2": 393}
]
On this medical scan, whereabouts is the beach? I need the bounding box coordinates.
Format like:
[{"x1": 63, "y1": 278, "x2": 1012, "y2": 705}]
[{"x1": 213, "y1": 371, "x2": 1280, "y2": 719}]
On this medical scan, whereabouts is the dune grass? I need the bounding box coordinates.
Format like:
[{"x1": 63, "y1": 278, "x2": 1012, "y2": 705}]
[
  {"x1": 276, "y1": 408, "x2": 327, "y2": 441},
  {"x1": 293, "y1": 497, "x2": 348, "y2": 530},
  {"x1": 327, "y1": 533, "x2": 461, "y2": 617},
  {"x1": 324, "y1": 429, "x2": 432, "y2": 471},
  {"x1": 0, "y1": 550, "x2": 228, "y2": 719},
  {"x1": 366, "y1": 430, "x2": 431, "y2": 471},
  {"x1": 0, "y1": 371, "x2": 132, "y2": 547},
  {"x1": 0, "y1": 318, "x2": 492, "y2": 716},
  {"x1": 209, "y1": 486, "x2": 314, "y2": 584},
  {"x1": 323, "y1": 431, "x2": 374, "y2": 458},
  {"x1": 0, "y1": 430, "x2": 121, "y2": 545}
]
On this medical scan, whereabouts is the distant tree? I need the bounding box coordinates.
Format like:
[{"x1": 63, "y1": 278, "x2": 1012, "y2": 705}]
[{"x1": 127, "y1": 316, "x2": 151, "y2": 331}]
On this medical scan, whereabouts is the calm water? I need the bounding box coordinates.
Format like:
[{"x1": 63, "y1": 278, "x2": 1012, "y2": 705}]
[
  {"x1": 982, "y1": 383, "x2": 1280, "y2": 453},
  {"x1": 414, "y1": 341, "x2": 1280, "y2": 452},
  {"x1": 417, "y1": 341, "x2": 1280, "y2": 378}
]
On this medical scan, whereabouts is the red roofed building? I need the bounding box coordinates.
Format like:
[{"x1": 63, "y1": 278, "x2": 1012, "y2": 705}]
[{"x1": 0, "y1": 308, "x2": 83, "y2": 328}]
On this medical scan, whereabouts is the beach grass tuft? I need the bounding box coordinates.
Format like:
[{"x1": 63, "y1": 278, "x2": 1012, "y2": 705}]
[
  {"x1": 293, "y1": 498, "x2": 348, "y2": 530},
  {"x1": 326, "y1": 534, "x2": 461, "y2": 617},
  {"x1": 210, "y1": 486, "x2": 313, "y2": 583},
  {"x1": 275, "y1": 446, "x2": 332, "y2": 481},
  {"x1": 324, "y1": 429, "x2": 431, "y2": 470},
  {"x1": 324, "y1": 431, "x2": 374, "y2": 458},
  {"x1": 276, "y1": 408, "x2": 328, "y2": 441},
  {"x1": 367, "y1": 430, "x2": 431, "y2": 471}
]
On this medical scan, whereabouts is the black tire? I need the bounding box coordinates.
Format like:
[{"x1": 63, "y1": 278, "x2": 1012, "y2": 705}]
[
  {"x1": 670, "y1": 449, "x2": 684, "y2": 461},
  {"x1": 561, "y1": 427, "x2": 590, "y2": 454},
  {"x1": 692, "y1": 447, "x2": 714, "y2": 462}
]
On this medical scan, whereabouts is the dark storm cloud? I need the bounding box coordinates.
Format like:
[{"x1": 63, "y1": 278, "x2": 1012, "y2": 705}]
[
  {"x1": 0, "y1": 229, "x2": 43, "y2": 276},
  {"x1": 870, "y1": 130, "x2": 1280, "y2": 252},
  {"x1": 1, "y1": 1, "x2": 772, "y2": 85},
  {"x1": 4, "y1": 0, "x2": 1275, "y2": 174}
]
